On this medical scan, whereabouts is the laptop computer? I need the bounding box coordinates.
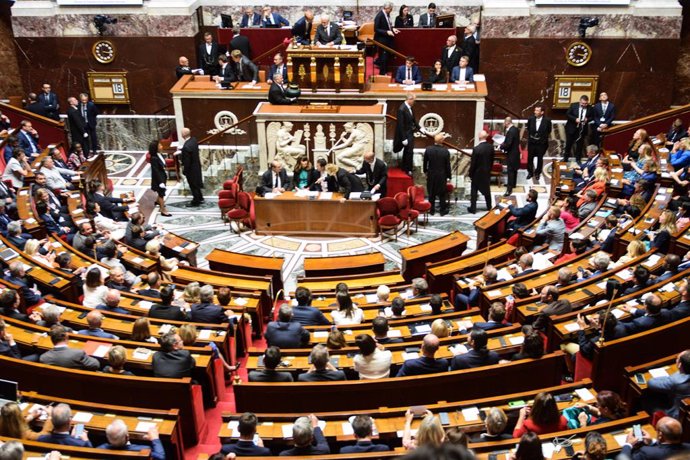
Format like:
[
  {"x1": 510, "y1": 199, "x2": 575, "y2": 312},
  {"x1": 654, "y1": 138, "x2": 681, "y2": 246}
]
[
  {"x1": 221, "y1": 13, "x2": 233, "y2": 29},
  {"x1": 0, "y1": 379, "x2": 18, "y2": 406}
]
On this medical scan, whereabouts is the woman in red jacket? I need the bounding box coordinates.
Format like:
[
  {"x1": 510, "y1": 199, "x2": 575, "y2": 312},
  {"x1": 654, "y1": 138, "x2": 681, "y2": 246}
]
[{"x1": 512, "y1": 392, "x2": 568, "y2": 438}]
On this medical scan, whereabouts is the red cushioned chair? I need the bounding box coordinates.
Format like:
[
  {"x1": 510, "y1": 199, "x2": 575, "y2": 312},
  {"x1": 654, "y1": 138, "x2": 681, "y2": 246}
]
[
  {"x1": 218, "y1": 182, "x2": 239, "y2": 221},
  {"x1": 226, "y1": 191, "x2": 252, "y2": 233},
  {"x1": 408, "y1": 185, "x2": 431, "y2": 224},
  {"x1": 222, "y1": 165, "x2": 244, "y2": 192},
  {"x1": 377, "y1": 197, "x2": 401, "y2": 241},
  {"x1": 394, "y1": 191, "x2": 418, "y2": 236}
]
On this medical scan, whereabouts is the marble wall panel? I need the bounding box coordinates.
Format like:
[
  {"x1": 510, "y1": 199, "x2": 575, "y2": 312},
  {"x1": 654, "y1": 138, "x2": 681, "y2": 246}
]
[
  {"x1": 0, "y1": 3, "x2": 23, "y2": 97},
  {"x1": 12, "y1": 14, "x2": 197, "y2": 37}
]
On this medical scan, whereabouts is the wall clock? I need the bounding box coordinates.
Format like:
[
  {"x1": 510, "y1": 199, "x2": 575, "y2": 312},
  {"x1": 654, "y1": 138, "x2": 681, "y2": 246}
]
[
  {"x1": 566, "y1": 41, "x2": 592, "y2": 67},
  {"x1": 92, "y1": 40, "x2": 116, "y2": 64}
]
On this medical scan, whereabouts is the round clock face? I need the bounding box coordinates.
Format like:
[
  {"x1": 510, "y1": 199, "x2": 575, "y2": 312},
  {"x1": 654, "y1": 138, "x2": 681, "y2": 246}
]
[
  {"x1": 566, "y1": 41, "x2": 592, "y2": 67},
  {"x1": 93, "y1": 40, "x2": 116, "y2": 64}
]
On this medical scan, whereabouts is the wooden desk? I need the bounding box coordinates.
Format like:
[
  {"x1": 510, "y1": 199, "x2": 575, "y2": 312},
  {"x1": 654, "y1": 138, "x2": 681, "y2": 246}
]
[
  {"x1": 297, "y1": 271, "x2": 406, "y2": 295},
  {"x1": 474, "y1": 198, "x2": 516, "y2": 249},
  {"x1": 286, "y1": 44, "x2": 365, "y2": 92},
  {"x1": 303, "y1": 252, "x2": 385, "y2": 278},
  {"x1": 161, "y1": 231, "x2": 199, "y2": 267},
  {"x1": 399, "y1": 231, "x2": 468, "y2": 280},
  {"x1": 254, "y1": 191, "x2": 377, "y2": 237},
  {"x1": 15, "y1": 187, "x2": 44, "y2": 239},
  {"x1": 206, "y1": 249, "x2": 285, "y2": 298}
]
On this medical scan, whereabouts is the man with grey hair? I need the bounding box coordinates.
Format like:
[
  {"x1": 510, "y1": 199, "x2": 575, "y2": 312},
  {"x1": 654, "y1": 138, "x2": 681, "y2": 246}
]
[
  {"x1": 190, "y1": 284, "x2": 232, "y2": 323},
  {"x1": 536, "y1": 205, "x2": 566, "y2": 252},
  {"x1": 517, "y1": 253, "x2": 536, "y2": 276},
  {"x1": 265, "y1": 304, "x2": 310, "y2": 348},
  {"x1": 373, "y1": 1, "x2": 399, "y2": 75},
  {"x1": 581, "y1": 251, "x2": 610, "y2": 279},
  {"x1": 152, "y1": 332, "x2": 195, "y2": 378},
  {"x1": 36, "y1": 303, "x2": 72, "y2": 331},
  {"x1": 394, "y1": 92, "x2": 420, "y2": 176},
  {"x1": 461, "y1": 23, "x2": 479, "y2": 72},
  {"x1": 268, "y1": 72, "x2": 295, "y2": 105},
  {"x1": 6, "y1": 221, "x2": 28, "y2": 250},
  {"x1": 298, "y1": 344, "x2": 346, "y2": 381},
  {"x1": 38, "y1": 403, "x2": 93, "y2": 447},
  {"x1": 77, "y1": 310, "x2": 119, "y2": 340},
  {"x1": 556, "y1": 267, "x2": 574, "y2": 288},
  {"x1": 315, "y1": 13, "x2": 342, "y2": 46},
  {"x1": 280, "y1": 414, "x2": 330, "y2": 455},
  {"x1": 468, "y1": 129, "x2": 494, "y2": 213},
  {"x1": 178, "y1": 127, "x2": 203, "y2": 207},
  {"x1": 97, "y1": 419, "x2": 166, "y2": 459},
  {"x1": 578, "y1": 189, "x2": 598, "y2": 219},
  {"x1": 411, "y1": 277, "x2": 428, "y2": 298},
  {"x1": 471, "y1": 407, "x2": 511, "y2": 441},
  {"x1": 376, "y1": 285, "x2": 390, "y2": 303},
  {"x1": 4, "y1": 260, "x2": 42, "y2": 306},
  {"x1": 95, "y1": 289, "x2": 129, "y2": 314}
]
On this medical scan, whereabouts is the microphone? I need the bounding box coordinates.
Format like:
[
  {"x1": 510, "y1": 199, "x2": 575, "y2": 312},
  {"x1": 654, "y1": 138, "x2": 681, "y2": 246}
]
[{"x1": 596, "y1": 286, "x2": 619, "y2": 346}]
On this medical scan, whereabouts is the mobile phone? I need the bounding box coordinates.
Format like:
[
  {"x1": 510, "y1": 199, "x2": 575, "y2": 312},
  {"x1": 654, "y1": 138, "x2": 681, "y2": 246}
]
[
  {"x1": 478, "y1": 410, "x2": 487, "y2": 422},
  {"x1": 488, "y1": 454, "x2": 498, "y2": 460},
  {"x1": 564, "y1": 445, "x2": 575, "y2": 456},
  {"x1": 73, "y1": 423, "x2": 85, "y2": 437},
  {"x1": 78, "y1": 311, "x2": 88, "y2": 319},
  {"x1": 578, "y1": 266, "x2": 585, "y2": 273},
  {"x1": 635, "y1": 373, "x2": 647, "y2": 385},
  {"x1": 554, "y1": 393, "x2": 575, "y2": 402},
  {"x1": 633, "y1": 424, "x2": 642, "y2": 439},
  {"x1": 410, "y1": 405, "x2": 427, "y2": 416},
  {"x1": 508, "y1": 400, "x2": 526, "y2": 408},
  {"x1": 439, "y1": 412, "x2": 450, "y2": 425}
]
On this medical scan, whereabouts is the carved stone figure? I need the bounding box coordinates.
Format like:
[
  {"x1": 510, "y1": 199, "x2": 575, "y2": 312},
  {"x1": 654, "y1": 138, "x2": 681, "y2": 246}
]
[
  {"x1": 332, "y1": 122, "x2": 372, "y2": 169},
  {"x1": 268, "y1": 121, "x2": 306, "y2": 170}
]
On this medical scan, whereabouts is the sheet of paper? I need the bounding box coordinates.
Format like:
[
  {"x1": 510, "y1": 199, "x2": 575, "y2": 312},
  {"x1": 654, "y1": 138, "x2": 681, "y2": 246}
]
[
  {"x1": 318, "y1": 420, "x2": 326, "y2": 431},
  {"x1": 400, "y1": 289, "x2": 414, "y2": 299},
  {"x1": 616, "y1": 269, "x2": 633, "y2": 281},
  {"x1": 542, "y1": 442, "x2": 555, "y2": 459},
  {"x1": 496, "y1": 268, "x2": 514, "y2": 281},
  {"x1": 461, "y1": 407, "x2": 480, "y2": 421},
  {"x1": 487, "y1": 289, "x2": 503, "y2": 298},
  {"x1": 649, "y1": 367, "x2": 669, "y2": 378},
  {"x1": 72, "y1": 412, "x2": 93, "y2": 423},
  {"x1": 342, "y1": 422, "x2": 354, "y2": 436},
  {"x1": 135, "y1": 421, "x2": 157, "y2": 432},
  {"x1": 450, "y1": 344, "x2": 468, "y2": 356},
  {"x1": 661, "y1": 282, "x2": 677, "y2": 293},
  {"x1": 614, "y1": 433, "x2": 628, "y2": 447},
  {"x1": 612, "y1": 308, "x2": 625, "y2": 319},
  {"x1": 132, "y1": 349, "x2": 151, "y2": 360},
  {"x1": 575, "y1": 388, "x2": 596, "y2": 402},
  {"x1": 432, "y1": 84, "x2": 448, "y2": 91},
  {"x1": 198, "y1": 329, "x2": 212, "y2": 340},
  {"x1": 313, "y1": 331, "x2": 329, "y2": 338},
  {"x1": 138, "y1": 301, "x2": 152, "y2": 311},
  {"x1": 233, "y1": 297, "x2": 248, "y2": 306},
  {"x1": 349, "y1": 192, "x2": 362, "y2": 200},
  {"x1": 319, "y1": 192, "x2": 333, "y2": 199},
  {"x1": 158, "y1": 324, "x2": 173, "y2": 335},
  {"x1": 365, "y1": 293, "x2": 378, "y2": 303},
  {"x1": 415, "y1": 324, "x2": 431, "y2": 333},
  {"x1": 131, "y1": 257, "x2": 144, "y2": 264},
  {"x1": 508, "y1": 336, "x2": 524, "y2": 345},
  {"x1": 282, "y1": 424, "x2": 293, "y2": 438},
  {"x1": 402, "y1": 352, "x2": 419, "y2": 360},
  {"x1": 564, "y1": 322, "x2": 580, "y2": 332},
  {"x1": 419, "y1": 303, "x2": 432, "y2": 312},
  {"x1": 643, "y1": 254, "x2": 661, "y2": 267},
  {"x1": 227, "y1": 420, "x2": 240, "y2": 437},
  {"x1": 387, "y1": 329, "x2": 402, "y2": 338},
  {"x1": 93, "y1": 344, "x2": 111, "y2": 358},
  {"x1": 456, "y1": 320, "x2": 474, "y2": 330},
  {"x1": 473, "y1": 74, "x2": 486, "y2": 82}
]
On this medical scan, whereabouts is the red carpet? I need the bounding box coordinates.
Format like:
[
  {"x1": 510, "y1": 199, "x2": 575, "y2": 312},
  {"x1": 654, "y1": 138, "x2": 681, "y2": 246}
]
[{"x1": 387, "y1": 167, "x2": 414, "y2": 197}]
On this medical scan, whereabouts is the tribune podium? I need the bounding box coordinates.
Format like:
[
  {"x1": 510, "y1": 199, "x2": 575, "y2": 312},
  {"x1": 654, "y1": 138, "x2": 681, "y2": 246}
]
[{"x1": 286, "y1": 44, "x2": 365, "y2": 93}]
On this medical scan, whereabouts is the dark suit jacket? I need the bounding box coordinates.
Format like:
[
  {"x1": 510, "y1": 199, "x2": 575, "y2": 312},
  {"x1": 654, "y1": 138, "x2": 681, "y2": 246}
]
[
  {"x1": 248, "y1": 369, "x2": 294, "y2": 382},
  {"x1": 268, "y1": 63, "x2": 289, "y2": 82},
  {"x1": 565, "y1": 103, "x2": 594, "y2": 136},
  {"x1": 527, "y1": 115, "x2": 552, "y2": 146},
  {"x1": 37, "y1": 91, "x2": 59, "y2": 120},
  {"x1": 671, "y1": 300, "x2": 690, "y2": 321},
  {"x1": 38, "y1": 433, "x2": 92, "y2": 448},
  {"x1": 150, "y1": 152, "x2": 167, "y2": 194},
  {"x1": 268, "y1": 82, "x2": 293, "y2": 105},
  {"x1": 395, "y1": 65, "x2": 422, "y2": 84},
  {"x1": 98, "y1": 440, "x2": 165, "y2": 460},
  {"x1": 620, "y1": 442, "x2": 690, "y2": 460},
  {"x1": 335, "y1": 167, "x2": 364, "y2": 198},
  {"x1": 39, "y1": 346, "x2": 100, "y2": 370},
  {"x1": 461, "y1": 34, "x2": 479, "y2": 71},
  {"x1": 26, "y1": 102, "x2": 48, "y2": 118},
  {"x1": 197, "y1": 42, "x2": 219, "y2": 70},
  {"x1": 152, "y1": 349, "x2": 195, "y2": 378},
  {"x1": 259, "y1": 168, "x2": 291, "y2": 195},
  {"x1": 5, "y1": 274, "x2": 42, "y2": 306},
  {"x1": 340, "y1": 441, "x2": 390, "y2": 453},
  {"x1": 291, "y1": 16, "x2": 313, "y2": 45},
  {"x1": 240, "y1": 12, "x2": 261, "y2": 27},
  {"x1": 149, "y1": 303, "x2": 188, "y2": 321},
  {"x1": 228, "y1": 56, "x2": 259, "y2": 82},
  {"x1": 509, "y1": 201, "x2": 538, "y2": 228},
  {"x1": 473, "y1": 320, "x2": 511, "y2": 331},
  {"x1": 592, "y1": 101, "x2": 615, "y2": 128},
  {"x1": 374, "y1": 10, "x2": 394, "y2": 46},
  {"x1": 450, "y1": 349, "x2": 500, "y2": 370},
  {"x1": 292, "y1": 304, "x2": 330, "y2": 326},
  {"x1": 393, "y1": 102, "x2": 419, "y2": 152},
  {"x1": 265, "y1": 320, "x2": 310, "y2": 348},
  {"x1": 394, "y1": 15, "x2": 413, "y2": 28},
  {"x1": 230, "y1": 35, "x2": 251, "y2": 59},
  {"x1": 262, "y1": 12, "x2": 289, "y2": 27},
  {"x1": 279, "y1": 427, "x2": 330, "y2": 456},
  {"x1": 95, "y1": 303, "x2": 129, "y2": 315},
  {"x1": 356, "y1": 159, "x2": 388, "y2": 196},
  {"x1": 190, "y1": 302, "x2": 228, "y2": 324},
  {"x1": 418, "y1": 12, "x2": 436, "y2": 28},
  {"x1": 315, "y1": 23, "x2": 342, "y2": 45},
  {"x1": 222, "y1": 440, "x2": 272, "y2": 456},
  {"x1": 0, "y1": 340, "x2": 21, "y2": 358},
  {"x1": 620, "y1": 312, "x2": 670, "y2": 336},
  {"x1": 67, "y1": 105, "x2": 86, "y2": 137},
  {"x1": 93, "y1": 192, "x2": 126, "y2": 220},
  {"x1": 501, "y1": 125, "x2": 521, "y2": 168},
  {"x1": 533, "y1": 301, "x2": 573, "y2": 330},
  {"x1": 175, "y1": 65, "x2": 193, "y2": 80},
  {"x1": 298, "y1": 369, "x2": 347, "y2": 381},
  {"x1": 469, "y1": 141, "x2": 495, "y2": 190},
  {"x1": 79, "y1": 101, "x2": 98, "y2": 127},
  {"x1": 396, "y1": 356, "x2": 449, "y2": 376},
  {"x1": 77, "y1": 328, "x2": 119, "y2": 340},
  {"x1": 18, "y1": 129, "x2": 40, "y2": 154},
  {"x1": 440, "y1": 45, "x2": 462, "y2": 72},
  {"x1": 450, "y1": 65, "x2": 474, "y2": 83},
  {"x1": 423, "y1": 144, "x2": 451, "y2": 198},
  {"x1": 180, "y1": 136, "x2": 203, "y2": 187}
]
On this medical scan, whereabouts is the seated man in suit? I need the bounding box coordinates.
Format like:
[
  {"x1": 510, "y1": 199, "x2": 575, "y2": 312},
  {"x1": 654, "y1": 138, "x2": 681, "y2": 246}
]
[
  {"x1": 38, "y1": 403, "x2": 93, "y2": 447},
  {"x1": 149, "y1": 285, "x2": 188, "y2": 321},
  {"x1": 454, "y1": 265, "x2": 502, "y2": 310},
  {"x1": 191, "y1": 284, "x2": 233, "y2": 323},
  {"x1": 76, "y1": 310, "x2": 119, "y2": 340},
  {"x1": 670, "y1": 280, "x2": 690, "y2": 321},
  {"x1": 621, "y1": 416, "x2": 690, "y2": 460},
  {"x1": 280, "y1": 415, "x2": 330, "y2": 456},
  {"x1": 268, "y1": 73, "x2": 296, "y2": 105},
  {"x1": 395, "y1": 56, "x2": 422, "y2": 85},
  {"x1": 95, "y1": 289, "x2": 130, "y2": 315},
  {"x1": 450, "y1": 327, "x2": 500, "y2": 370},
  {"x1": 240, "y1": 6, "x2": 261, "y2": 27},
  {"x1": 642, "y1": 350, "x2": 690, "y2": 420},
  {"x1": 396, "y1": 333, "x2": 449, "y2": 376},
  {"x1": 507, "y1": 189, "x2": 539, "y2": 233},
  {"x1": 214, "y1": 51, "x2": 258, "y2": 85},
  {"x1": 533, "y1": 288, "x2": 572, "y2": 331},
  {"x1": 152, "y1": 331, "x2": 195, "y2": 378},
  {"x1": 248, "y1": 346, "x2": 294, "y2": 382},
  {"x1": 5, "y1": 261, "x2": 44, "y2": 308},
  {"x1": 0, "y1": 319, "x2": 20, "y2": 358},
  {"x1": 0, "y1": 288, "x2": 40, "y2": 323},
  {"x1": 314, "y1": 13, "x2": 342, "y2": 46},
  {"x1": 474, "y1": 303, "x2": 512, "y2": 331},
  {"x1": 92, "y1": 181, "x2": 129, "y2": 221},
  {"x1": 40, "y1": 325, "x2": 100, "y2": 370},
  {"x1": 258, "y1": 160, "x2": 292, "y2": 196},
  {"x1": 373, "y1": 316, "x2": 403, "y2": 344},
  {"x1": 265, "y1": 304, "x2": 310, "y2": 349},
  {"x1": 261, "y1": 5, "x2": 290, "y2": 27},
  {"x1": 291, "y1": 286, "x2": 330, "y2": 326},
  {"x1": 298, "y1": 344, "x2": 347, "y2": 381},
  {"x1": 355, "y1": 151, "x2": 387, "y2": 197},
  {"x1": 267, "y1": 52, "x2": 289, "y2": 84},
  {"x1": 340, "y1": 415, "x2": 389, "y2": 453},
  {"x1": 97, "y1": 419, "x2": 165, "y2": 459},
  {"x1": 619, "y1": 293, "x2": 670, "y2": 335},
  {"x1": 450, "y1": 55, "x2": 474, "y2": 83},
  {"x1": 655, "y1": 254, "x2": 680, "y2": 282},
  {"x1": 622, "y1": 265, "x2": 652, "y2": 296},
  {"x1": 291, "y1": 8, "x2": 314, "y2": 45},
  {"x1": 310, "y1": 158, "x2": 338, "y2": 192},
  {"x1": 137, "y1": 272, "x2": 162, "y2": 298},
  {"x1": 221, "y1": 412, "x2": 272, "y2": 456}
]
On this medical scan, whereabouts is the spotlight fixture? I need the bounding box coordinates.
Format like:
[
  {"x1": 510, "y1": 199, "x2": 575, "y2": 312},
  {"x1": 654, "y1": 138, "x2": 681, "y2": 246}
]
[
  {"x1": 94, "y1": 14, "x2": 117, "y2": 36},
  {"x1": 578, "y1": 17, "x2": 599, "y2": 39}
]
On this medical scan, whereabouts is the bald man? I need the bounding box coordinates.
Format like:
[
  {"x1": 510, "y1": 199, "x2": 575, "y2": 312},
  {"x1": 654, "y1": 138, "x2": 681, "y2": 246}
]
[
  {"x1": 179, "y1": 127, "x2": 204, "y2": 206},
  {"x1": 621, "y1": 416, "x2": 690, "y2": 459},
  {"x1": 76, "y1": 310, "x2": 119, "y2": 340},
  {"x1": 394, "y1": 93, "x2": 421, "y2": 176},
  {"x1": 176, "y1": 56, "x2": 193, "y2": 80},
  {"x1": 396, "y1": 334, "x2": 449, "y2": 377},
  {"x1": 423, "y1": 133, "x2": 451, "y2": 215},
  {"x1": 259, "y1": 160, "x2": 291, "y2": 196},
  {"x1": 355, "y1": 152, "x2": 387, "y2": 196},
  {"x1": 468, "y1": 130, "x2": 494, "y2": 213}
]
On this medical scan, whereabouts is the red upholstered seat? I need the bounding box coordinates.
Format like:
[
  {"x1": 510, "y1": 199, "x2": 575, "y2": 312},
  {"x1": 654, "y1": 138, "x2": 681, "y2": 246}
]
[
  {"x1": 218, "y1": 182, "x2": 239, "y2": 220},
  {"x1": 379, "y1": 214, "x2": 400, "y2": 226},
  {"x1": 376, "y1": 197, "x2": 401, "y2": 241},
  {"x1": 408, "y1": 185, "x2": 431, "y2": 224},
  {"x1": 227, "y1": 191, "x2": 253, "y2": 233},
  {"x1": 394, "y1": 191, "x2": 418, "y2": 235}
]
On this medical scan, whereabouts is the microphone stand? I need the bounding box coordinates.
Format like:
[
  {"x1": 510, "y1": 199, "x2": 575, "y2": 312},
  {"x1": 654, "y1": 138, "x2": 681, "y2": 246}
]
[{"x1": 597, "y1": 287, "x2": 619, "y2": 346}]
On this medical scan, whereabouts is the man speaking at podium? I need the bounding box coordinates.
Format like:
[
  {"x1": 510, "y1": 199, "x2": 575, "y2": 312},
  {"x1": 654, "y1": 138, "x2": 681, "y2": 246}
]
[{"x1": 268, "y1": 73, "x2": 296, "y2": 105}]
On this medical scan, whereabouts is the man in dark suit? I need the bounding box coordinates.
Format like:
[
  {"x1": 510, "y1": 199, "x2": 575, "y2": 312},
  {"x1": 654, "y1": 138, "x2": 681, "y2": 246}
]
[
  {"x1": 619, "y1": 293, "x2": 670, "y2": 335},
  {"x1": 670, "y1": 282, "x2": 690, "y2": 321},
  {"x1": 268, "y1": 53, "x2": 289, "y2": 83},
  {"x1": 38, "y1": 403, "x2": 93, "y2": 447},
  {"x1": 229, "y1": 32, "x2": 251, "y2": 59},
  {"x1": 152, "y1": 331, "x2": 196, "y2": 378},
  {"x1": 268, "y1": 73, "x2": 295, "y2": 105},
  {"x1": 137, "y1": 272, "x2": 162, "y2": 299},
  {"x1": 418, "y1": 2, "x2": 437, "y2": 28},
  {"x1": 564, "y1": 95, "x2": 593, "y2": 162},
  {"x1": 291, "y1": 8, "x2": 314, "y2": 45},
  {"x1": 25, "y1": 92, "x2": 47, "y2": 117},
  {"x1": 95, "y1": 289, "x2": 129, "y2": 315},
  {"x1": 190, "y1": 285, "x2": 232, "y2": 324},
  {"x1": 78, "y1": 93, "x2": 99, "y2": 154},
  {"x1": 17, "y1": 119, "x2": 40, "y2": 155},
  {"x1": 39, "y1": 325, "x2": 100, "y2": 370},
  {"x1": 92, "y1": 181, "x2": 128, "y2": 221},
  {"x1": 265, "y1": 305, "x2": 310, "y2": 349},
  {"x1": 76, "y1": 310, "x2": 120, "y2": 340},
  {"x1": 526, "y1": 104, "x2": 552, "y2": 181},
  {"x1": 220, "y1": 50, "x2": 258, "y2": 84},
  {"x1": 198, "y1": 32, "x2": 219, "y2": 76},
  {"x1": 37, "y1": 83, "x2": 60, "y2": 120},
  {"x1": 149, "y1": 286, "x2": 188, "y2": 321},
  {"x1": 450, "y1": 328, "x2": 500, "y2": 370},
  {"x1": 259, "y1": 160, "x2": 291, "y2": 196},
  {"x1": 291, "y1": 287, "x2": 330, "y2": 326},
  {"x1": 501, "y1": 116, "x2": 521, "y2": 196},
  {"x1": 0, "y1": 319, "x2": 21, "y2": 358},
  {"x1": 178, "y1": 127, "x2": 204, "y2": 206},
  {"x1": 450, "y1": 55, "x2": 474, "y2": 83},
  {"x1": 395, "y1": 56, "x2": 422, "y2": 84},
  {"x1": 468, "y1": 130, "x2": 494, "y2": 213},
  {"x1": 374, "y1": 2, "x2": 399, "y2": 75},
  {"x1": 260, "y1": 6, "x2": 289, "y2": 27},
  {"x1": 373, "y1": 316, "x2": 403, "y2": 344},
  {"x1": 620, "y1": 417, "x2": 690, "y2": 460},
  {"x1": 97, "y1": 419, "x2": 165, "y2": 460},
  {"x1": 279, "y1": 415, "x2": 330, "y2": 456},
  {"x1": 248, "y1": 346, "x2": 294, "y2": 382},
  {"x1": 298, "y1": 345, "x2": 347, "y2": 381},
  {"x1": 440, "y1": 34, "x2": 461, "y2": 72},
  {"x1": 240, "y1": 7, "x2": 261, "y2": 27},
  {"x1": 356, "y1": 151, "x2": 388, "y2": 197},
  {"x1": 461, "y1": 24, "x2": 479, "y2": 72},
  {"x1": 315, "y1": 13, "x2": 342, "y2": 46},
  {"x1": 591, "y1": 91, "x2": 615, "y2": 146},
  {"x1": 394, "y1": 93, "x2": 421, "y2": 175},
  {"x1": 507, "y1": 189, "x2": 538, "y2": 232},
  {"x1": 340, "y1": 415, "x2": 389, "y2": 453},
  {"x1": 474, "y1": 303, "x2": 512, "y2": 331},
  {"x1": 423, "y1": 133, "x2": 451, "y2": 215},
  {"x1": 175, "y1": 55, "x2": 203, "y2": 80},
  {"x1": 331, "y1": 164, "x2": 364, "y2": 199},
  {"x1": 396, "y1": 334, "x2": 449, "y2": 376},
  {"x1": 66, "y1": 96, "x2": 89, "y2": 151},
  {"x1": 5, "y1": 261, "x2": 43, "y2": 307},
  {"x1": 221, "y1": 412, "x2": 273, "y2": 456}
]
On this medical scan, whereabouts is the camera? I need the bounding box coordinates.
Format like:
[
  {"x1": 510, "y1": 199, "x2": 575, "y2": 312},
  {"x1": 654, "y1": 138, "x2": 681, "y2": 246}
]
[
  {"x1": 94, "y1": 15, "x2": 117, "y2": 36},
  {"x1": 578, "y1": 17, "x2": 599, "y2": 38}
]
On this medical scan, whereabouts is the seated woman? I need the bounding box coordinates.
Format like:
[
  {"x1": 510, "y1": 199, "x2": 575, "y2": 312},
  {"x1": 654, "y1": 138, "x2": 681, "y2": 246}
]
[
  {"x1": 394, "y1": 4, "x2": 413, "y2": 27},
  {"x1": 554, "y1": 238, "x2": 588, "y2": 265},
  {"x1": 402, "y1": 409, "x2": 444, "y2": 450},
  {"x1": 650, "y1": 209, "x2": 677, "y2": 254},
  {"x1": 513, "y1": 432, "x2": 545, "y2": 460},
  {"x1": 431, "y1": 318, "x2": 450, "y2": 338},
  {"x1": 68, "y1": 143, "x2": 88, "y2": 170},
  {"x1": 87, "y1": 202, "x2": 126, "y2": 241},
  {"x1": 622, "y1": 159, "x2": 658, "y2": 197},
  {"x1": 471, "y1": 407, "x2": 512, "y2": 442},
  {"x1": 559, "y1": 196, "x2": 580, "y2": 232},
  {"x1": 574, "y1": 390, "x2": 628, "y2": 427},
  {"x1": 326, "y1": 329, "x2": 348, "y2": 350},
  {"x1": 24, "y1": 238, "x2": 56, "y2": 267},
  {"x1": 509, "y1": 331, "x2": 544, "y2": 361},
  {"x1": 145, "y1": 239, "x2": 178, "y2": 281},
  {"x1": 331, "y1": 292, "x2": 364, "y2": 326},
  {"x1": 353, "y1": 333, "x2": 392, "y2": 379},
  {"x1": 576, "y1": 167, "x2": 608, "y2": 208},
  {"x1": 512, "y1": 392, "x2": 568, "y2": 438},
  {"x1": 179, "y1": 323, "x2": 236, "y2": 373},
  {"x1": 102, "y1": 345, "x2": 134, "y2": 376},
  {"x1": 82, "y1": 266, "x2": 108, "y2": 308},
  {"x1": 131, "y1": 317, "x2": 158, "y2": 344},
  {"x1": 0, "y1": 401, "x2": 53, "y2": 440},
  {"x1": 427, "y1": 59, "x2": 447, "y2": 84},
  {"x1": 292, "y1": 155, "x2": 318, "y2": 190},
  {"x1": 625, "y1": 128, "x2": 653, "y2": 162}
]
